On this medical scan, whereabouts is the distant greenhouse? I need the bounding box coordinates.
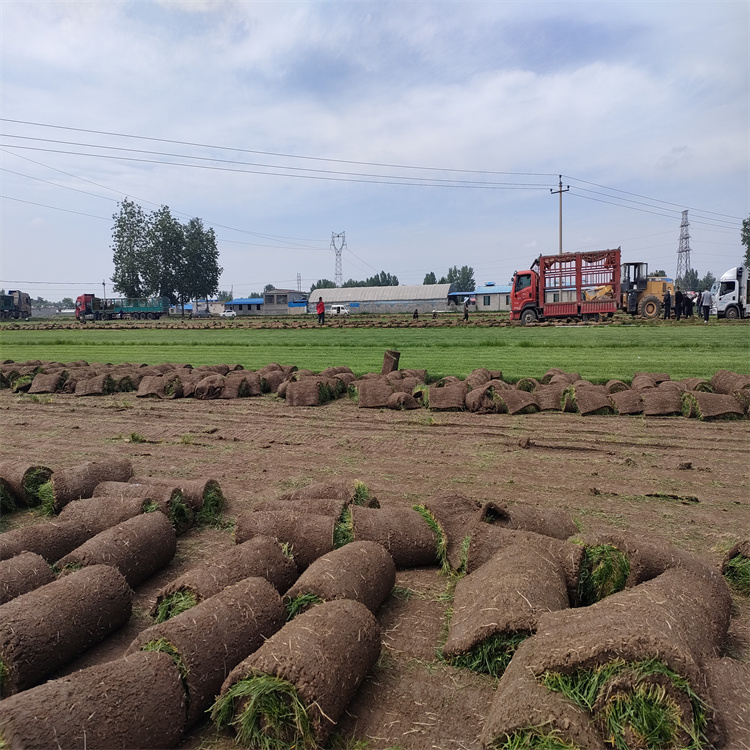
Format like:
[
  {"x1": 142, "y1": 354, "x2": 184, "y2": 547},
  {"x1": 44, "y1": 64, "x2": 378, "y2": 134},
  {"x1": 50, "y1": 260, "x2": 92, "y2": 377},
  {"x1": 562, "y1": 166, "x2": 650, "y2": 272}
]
[{"x1": 308, "y1": 284, "x2": 455, "y2": 315}]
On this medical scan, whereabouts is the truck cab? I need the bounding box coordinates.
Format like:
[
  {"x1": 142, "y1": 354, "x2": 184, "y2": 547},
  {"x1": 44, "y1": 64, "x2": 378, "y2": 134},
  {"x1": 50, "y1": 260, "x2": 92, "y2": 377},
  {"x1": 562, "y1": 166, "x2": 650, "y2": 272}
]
[
  {"x1": 510, "y1": 270, "x2": 539, "y2": 324},
  {"x1": 711, "y1": 266, "x2": 748, "y2": 319}
]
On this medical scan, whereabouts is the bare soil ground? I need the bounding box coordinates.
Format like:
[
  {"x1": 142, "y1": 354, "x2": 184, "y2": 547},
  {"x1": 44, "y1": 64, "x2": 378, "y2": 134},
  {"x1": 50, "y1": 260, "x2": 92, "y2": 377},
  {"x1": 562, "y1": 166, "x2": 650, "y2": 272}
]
[{"x1": 1, "y1": 390, "x2": 748, "y2": 749}]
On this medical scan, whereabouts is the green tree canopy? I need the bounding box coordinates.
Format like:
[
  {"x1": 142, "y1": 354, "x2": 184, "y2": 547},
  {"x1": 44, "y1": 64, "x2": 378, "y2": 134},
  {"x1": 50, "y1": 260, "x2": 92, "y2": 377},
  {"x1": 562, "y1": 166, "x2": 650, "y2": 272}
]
[
  {"x1": 742, "y1": 215, "x2": 750, "y2": 266},
  {"x1": 61, "y1": 297, "x2": 74, "y2": 308},
  {"x1": 423, "y1": 271, "x2": 437, "y2": 285},
  {"x1": 652, "y1": 269, "x2": 666, "y2": 277},
  {"x1": 444, "y1": 265, "x2": 475, "y2": 292},
  {"x1": 676, "y1": 269, "x2": 700, "y2": 292},
  {"x1": 264, "y1": 284, "x2": 276, "y2": 292},
  {"x1": 698, "y1": 271, "x2": 716, "y2": 290},
  {"x1": 110, "y1": 201, "x2": 222, "y2": 307},
  {"x1": 310, "y1": 279, "x2": 337, "y2": 292}
]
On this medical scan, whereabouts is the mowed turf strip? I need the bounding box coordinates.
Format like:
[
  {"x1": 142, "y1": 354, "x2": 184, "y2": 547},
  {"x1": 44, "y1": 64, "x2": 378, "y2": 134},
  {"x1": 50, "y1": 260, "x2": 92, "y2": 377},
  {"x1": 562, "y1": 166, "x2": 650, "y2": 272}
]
[{"x1": 1, "y1": 323, "x2": 747, "y2": 381}]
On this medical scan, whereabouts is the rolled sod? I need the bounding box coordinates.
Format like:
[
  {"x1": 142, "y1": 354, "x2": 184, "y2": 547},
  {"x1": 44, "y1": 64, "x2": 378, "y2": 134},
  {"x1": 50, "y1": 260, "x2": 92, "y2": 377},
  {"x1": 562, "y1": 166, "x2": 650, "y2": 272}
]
[
  {"x1": 284, "y1": 541, "x2": 395, "y2": 617},
  {"x1": 254, "y1": 497, "x2": 349, "y2": 517},
  {"x1": 213, "y1": 598, "x2": 381, "y2": 748},
  {"x1": 710, "y1": 368, "x2": 750, "y2": 395},
  {"x1": 570, "y1": 387, "x2": 616, "y2": 416},
  {"x1": 679, "y1": 377, "x2": 713, "y2": 392},
  {"x1": 42, "y1": 457, "x2": 133, "y2": 513},
  {"x1": 57, "y1": 494, "x2": 156, "y2": 535},
  {"x1": 195, "y1": 373, "x2": 226, "y2": 399},
  {"x1": 0, "y1": 520, "x2": 91, "y2": 563},
  {"x1": 129, "y1": 576, "x2": 286, "y2": 729},
  {"x1": 428, "y1": 382, "x2": 467, "y2": 411},
  {"x1": 416, "y1": 492, "x2": 485, "y2": 572},
  {"x1": 681, "y1": 391, "x2": 745, "y2": 420},
  {"x1": 277, "y1": 479, "x2": 376, "y2": 507},
  {"x1": 0, "y1": 460, "x2": 53, "y2": 507},
  {"x1": 0, "y1": 564, "x2": 132, "y2": 697},
  {"x1": 534, "y1": 383, "x2": 567, "y2": 411},
  {"x1": 0, "y1": 551, "x2": 54, "y2": 604},
  {"x1": 234, "y1": 510, "x2": 335, "y2": 571},
  {"x1": 56, "y1": 511, "x2": 177, "y2": 588},
  {"x1": 480, "y1": 500, "x2": 577, "y2": 541},
  {"x1": 609, "y1": 388, "x2": 644, "y2": 414},
  {"x1": 74, "y1": 373, "x2": 118, "y2": 396},
  {"x1": 481, "y1": 567, "x2": 731, "y2": 749},
  {"x1": 94, "y1": 481, "x2": 194, "y2": 534},
  {"x1": 464, "y1": 525, "x2": 584, "y2": 602},
  {"x1": 350, "y1": 505, "x2": 439, "y2": 569},
  {"x1": 151, "y1": 536, "x2": 298, "y2": 621},
  {"x1": 703, "y1": 656, "x2": 750, "y2": 748},
  {"x1": 27, "y1": 369, "x2": 69, "y2": 394},
  {"x1": 443, "y1": 543, "x2": 569, "y2": 677},
  {"x1": 493, "y1": 389, "x2": 540, "y2": 415},
  {"x1": 464, "y1": 383, "x2": 499, "y2": 413},
  {"x1": 604, "y1": 378, "x2": 629, "y2": 394},
  {"x1": 129, "y1": 475, "x2": 226, "y2": 522},
  {"x1": 721, "y1": 539, "x2": 750, "y2": 595},
  {"x1": 0, "y1": 650, "x2": 187, "y2": 749},
  {"x1": 580, "y1": 530, "x2": 729, "y2": 588},
  {"x1": 356, "y1": 378, "x2": 394, "y2": 408},
  {"x1": 641, "y1": 388, "x2": 683, "y2": 417}
]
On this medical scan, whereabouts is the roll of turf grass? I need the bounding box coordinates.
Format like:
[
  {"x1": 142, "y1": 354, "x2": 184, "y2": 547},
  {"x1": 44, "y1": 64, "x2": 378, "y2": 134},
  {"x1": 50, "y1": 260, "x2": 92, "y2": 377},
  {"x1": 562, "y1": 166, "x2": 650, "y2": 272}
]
[
  {"x1": 0, "y1": 551, "x2": 55, "y2": 604},
  {"x1": 57, "y1": 494, "x2": 155, "y2": 536},
  {"x1": 0, "y1": 650, "x2": 186, "y2": 749},
  {"x1": 56, "y1": 511, "x2": 176, "y2": 588},
  {"x1": 41, "y1": 457, "x2": 133, "y2": 514},
  {"x1": 234, "y1": 510, "x2": 335, "y2": 571},
  {"x1": 284, "y1": 540, "x2": 395, "y2": 618},
  {"x1": 212, "y1": 599, "x2": 381, "y2": 749},
  {"x1": 129, "y1": 475, "x2": 225, "y2": 525},
  {"x1": 0, "y1": 520, "x2": 92, "y2": 563},
  {"x1": 129, "y1": 576, "x2": 286, "y2": 729},
  {"x1": 0, "y1": 564, "x2": 132, "y2": 697},
  {"x1": 151, "y1": 536, "x2": 297, "y2": 622},
  {"x1": 443, "y1": 542, "x2": 569, "y2": 678},
  {"x1": 0, "y1": 461, "x2": 53, "y2": 507}
]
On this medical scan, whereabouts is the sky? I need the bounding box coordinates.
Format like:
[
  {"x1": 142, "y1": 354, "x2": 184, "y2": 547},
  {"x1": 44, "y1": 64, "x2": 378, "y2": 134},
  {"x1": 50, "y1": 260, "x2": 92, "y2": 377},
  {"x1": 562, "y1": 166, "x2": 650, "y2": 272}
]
[{"x1": 1, "y1": 0, "x2": 747, "y2": 302}]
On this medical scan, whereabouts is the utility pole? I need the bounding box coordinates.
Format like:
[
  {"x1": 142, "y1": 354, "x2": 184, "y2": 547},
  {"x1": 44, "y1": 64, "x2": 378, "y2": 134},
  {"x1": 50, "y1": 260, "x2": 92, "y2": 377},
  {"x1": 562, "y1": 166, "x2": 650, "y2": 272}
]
[
  {"x1": 550, "y1": 176, "x2": 569, "y2": 254},
  {"x1": 102, "y1": 279, "x2": 106, "y2": 299},
  {"x1": 331, "y1": 232, "x2": 346, "y2": 287}
]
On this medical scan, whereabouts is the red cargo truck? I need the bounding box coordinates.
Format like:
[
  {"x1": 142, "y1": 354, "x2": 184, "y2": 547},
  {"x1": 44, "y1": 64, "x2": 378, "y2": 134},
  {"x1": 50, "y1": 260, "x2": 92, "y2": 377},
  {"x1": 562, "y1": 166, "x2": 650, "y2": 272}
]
[{"x1": 510, "y1": 248, "x2": 622, "y2": 325}]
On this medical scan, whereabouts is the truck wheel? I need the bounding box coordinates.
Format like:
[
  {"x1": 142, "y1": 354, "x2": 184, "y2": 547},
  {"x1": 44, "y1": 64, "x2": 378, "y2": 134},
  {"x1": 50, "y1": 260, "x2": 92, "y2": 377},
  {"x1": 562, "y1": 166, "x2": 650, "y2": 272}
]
[
  {"x1": 583, "y1": 313, "x2": 600, "y2": 322},
  {"x1": 724, "y1": 306, "x2": 740, "y2": 319},
  {"x1": 520, "y1": 309, "x2": 537, "y2": 326},
  {"x1": 638, "y1": 295, "x2": 661, "y2": 319},
  {"x1": 131, "y1": 312, "x2": 140, "y2": 320},
  {"x1": 146, "y1": 312, "x2": 154, "y2": 320}
]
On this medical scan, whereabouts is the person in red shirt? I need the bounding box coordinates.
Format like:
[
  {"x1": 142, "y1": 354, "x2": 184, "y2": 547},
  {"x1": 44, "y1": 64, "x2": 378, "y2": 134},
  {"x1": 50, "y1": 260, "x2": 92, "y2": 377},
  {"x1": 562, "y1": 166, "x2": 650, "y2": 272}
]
[{"x1": 316, "y1": 297, "x2": 325, "y2": 325}]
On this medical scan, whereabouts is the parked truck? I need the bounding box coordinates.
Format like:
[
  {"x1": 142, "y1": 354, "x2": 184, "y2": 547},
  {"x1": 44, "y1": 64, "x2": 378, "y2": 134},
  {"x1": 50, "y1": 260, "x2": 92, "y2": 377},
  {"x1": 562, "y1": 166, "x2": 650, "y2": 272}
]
[
  {"x1": 511, "y1": 248, "x2": 622, "y2": 324},
  {"x1": 0, "y1": 290, "x2": 32, "y2": 320},
  {"x1": 711, "y1": 265, "x2": 748, "y2": 319},
  {"x1": 75, "y1": 294, "x2": 170, "y2": 321}
]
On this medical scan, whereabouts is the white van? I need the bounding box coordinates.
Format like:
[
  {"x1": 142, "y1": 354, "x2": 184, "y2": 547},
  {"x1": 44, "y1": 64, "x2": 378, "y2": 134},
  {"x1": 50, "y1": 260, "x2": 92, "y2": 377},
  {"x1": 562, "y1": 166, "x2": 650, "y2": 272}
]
[{"x1": 329, "y1": 304, "x2": 350, "y2": 316}]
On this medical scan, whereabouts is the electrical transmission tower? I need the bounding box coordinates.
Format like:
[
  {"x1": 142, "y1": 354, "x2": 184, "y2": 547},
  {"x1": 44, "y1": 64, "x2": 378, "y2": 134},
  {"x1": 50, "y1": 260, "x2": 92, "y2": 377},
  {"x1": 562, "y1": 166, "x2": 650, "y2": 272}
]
[
  {"x1": 676, "y1": 210, "x2": 692, "y2": 282},
  {"x1": 331, "y1": 232, "x2": 346, "y2": 287},
  {"x1": 296, "y1": 273, "x2": 302, "y2": 292}
]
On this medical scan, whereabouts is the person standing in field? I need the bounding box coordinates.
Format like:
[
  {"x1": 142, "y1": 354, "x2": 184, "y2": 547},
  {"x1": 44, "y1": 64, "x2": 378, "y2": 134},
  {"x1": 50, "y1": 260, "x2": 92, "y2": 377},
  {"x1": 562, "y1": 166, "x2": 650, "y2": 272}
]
[
  {"x1": 463, "y1": 301, "x2": 469, "y2": 322},
  {"x1": 662, "y1": 288, "x2": 672, "y2": 320},
  {"x1": 316, "y1": 297, "x2": 325, "y2": 326},
  {"x1": 700, "y1": 288, "x2": 712, "y2": 323},
  {"x1": 684, "y1": 293, "x2": 694, "y2": 318},
  {"x1": 674, "y1": 287, "x2": 683, "y2": 321}
]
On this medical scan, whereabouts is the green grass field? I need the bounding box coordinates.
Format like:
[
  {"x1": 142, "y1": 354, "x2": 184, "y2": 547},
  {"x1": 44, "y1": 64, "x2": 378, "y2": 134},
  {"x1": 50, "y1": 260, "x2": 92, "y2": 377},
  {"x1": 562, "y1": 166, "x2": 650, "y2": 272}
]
[{"x1": 1, "y1": 322, "x2": 747, "y2": 382}]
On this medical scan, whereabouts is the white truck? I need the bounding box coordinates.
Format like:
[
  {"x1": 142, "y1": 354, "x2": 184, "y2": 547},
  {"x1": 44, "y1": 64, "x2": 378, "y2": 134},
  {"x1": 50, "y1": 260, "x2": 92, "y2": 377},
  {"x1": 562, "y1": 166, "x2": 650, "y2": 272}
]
[{"x1": 711, "y1": 265, "x2": 748, "y2": 319}]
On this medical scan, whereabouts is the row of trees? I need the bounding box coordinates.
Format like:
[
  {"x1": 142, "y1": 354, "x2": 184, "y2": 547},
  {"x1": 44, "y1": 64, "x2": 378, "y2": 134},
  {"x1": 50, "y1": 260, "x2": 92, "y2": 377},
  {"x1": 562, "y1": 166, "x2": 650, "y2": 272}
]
[
  {"x1": 310, "y1": 271, "x2": 399, "y2": 293},
  {"x1": 423, "y1": 266, "x2": 476, "y2": 292},
  {"x1": 111, "y1": 200, "x2": 222, "y2": 310}
]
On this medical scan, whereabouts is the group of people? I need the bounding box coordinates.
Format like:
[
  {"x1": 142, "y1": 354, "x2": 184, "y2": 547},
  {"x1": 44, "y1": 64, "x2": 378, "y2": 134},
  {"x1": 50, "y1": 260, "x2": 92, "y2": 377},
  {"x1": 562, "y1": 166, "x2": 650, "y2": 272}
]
[{"x1": 662, "y1": 287, "x2": 713, "y2": 322}]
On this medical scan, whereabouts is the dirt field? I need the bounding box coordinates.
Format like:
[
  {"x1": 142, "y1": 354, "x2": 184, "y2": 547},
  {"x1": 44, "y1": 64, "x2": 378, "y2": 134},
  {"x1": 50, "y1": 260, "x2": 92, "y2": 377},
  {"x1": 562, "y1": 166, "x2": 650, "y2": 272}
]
[{"x1": 1, "y1": 388, "x2": 749, "y2": 749}]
